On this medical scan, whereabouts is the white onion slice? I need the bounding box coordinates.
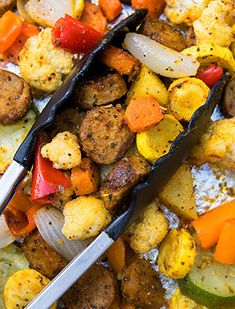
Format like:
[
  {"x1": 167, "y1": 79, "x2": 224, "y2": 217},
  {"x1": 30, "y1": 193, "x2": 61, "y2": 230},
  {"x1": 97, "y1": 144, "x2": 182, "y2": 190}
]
[
  {"x1": 124, "y1": 33, "x2": 200, "y2": 78},
  {"x1": 35, "y1": 207, "x2": 92, "y2": 261},
  {"x1": 0, "y1": 215, "x2": 16, "y2": 249}
]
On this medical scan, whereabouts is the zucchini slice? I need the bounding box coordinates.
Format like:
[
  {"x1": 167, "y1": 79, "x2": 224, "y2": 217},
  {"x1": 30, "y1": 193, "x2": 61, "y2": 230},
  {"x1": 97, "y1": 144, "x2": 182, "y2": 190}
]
[{"x1": 179, "y1": 252, "x2": 235, "y2": 308}]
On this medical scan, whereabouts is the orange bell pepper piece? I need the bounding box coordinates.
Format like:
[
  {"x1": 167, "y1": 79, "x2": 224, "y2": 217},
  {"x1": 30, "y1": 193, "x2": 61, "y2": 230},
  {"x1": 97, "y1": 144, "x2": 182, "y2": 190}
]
[
  {"x1": 131, "y1": 0, "x2": 165, "y2": 17},
  {"x1": 214, "y1": 219, "x2": 235, "y2": 265},
  {"x1": 106, "y1": 237, "x2": 126, "y2": 274},
  {"x1": 0, "y1": 11, "x2": 22, "y2": 54},
  {"x1": 192, "y1": 200, "x2": 235, "y2": 249}
]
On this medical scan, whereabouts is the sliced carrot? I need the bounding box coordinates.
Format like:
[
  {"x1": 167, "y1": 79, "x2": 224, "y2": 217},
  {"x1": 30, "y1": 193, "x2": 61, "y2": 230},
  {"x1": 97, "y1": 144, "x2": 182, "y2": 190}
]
[
  {"x1": 124, "y1": 96, "x2": 163, "y2": 132},
  {"x1": 1, "y1": 21, "x2": 39, "y2": 63},
  {"x1": 106, "y1": 237, "x2": 126, "y2": 274},
  {"x1": 9, "y1": 185, "x2": 32, "y2": 212},
  {"x1": 131, "y1": 0, "x2": 165, "y2": 17},
  {"x1": 71, "y1": 158, "x2": 99, "y2": 196},
  {"x1": 80, "y1": 1, "x2": 107, "y2": 34},
  {"x1": 99, "y1": 0, "x2": 122, "y2": 21},
  {"x1": 4, "y1": 204, "x2": 41, "y2": 237},
  {"x1": 100, "y1": 45, "x2": 140, "y2": 76},
  {"x1": 214, "y1": 219, "x2": 235, "y2": 265},
  {"x1": 192, "y1": 200, "x2": 235, "y2": 249}
]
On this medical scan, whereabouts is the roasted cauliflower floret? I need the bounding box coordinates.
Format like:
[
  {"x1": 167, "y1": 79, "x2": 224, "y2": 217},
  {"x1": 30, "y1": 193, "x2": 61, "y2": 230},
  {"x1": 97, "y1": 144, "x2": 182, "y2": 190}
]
[
  {"x1": 62, "y1": 196, "x2": 111, "y2": 240},
  {"x1": 164, "y1": 0, "x2": 210, "y2": 25},
  {"x1": 19, "y1": 28, "x2": 74, "y2": 93},
  {"x1": 41, "y1": 131, "x2": 81, "y2": 170},
  {"x1": 193, "y1": 0, "x2": 235, "y2": 47},
  {"x1": 130, "y1": 202, "x2": 169, "y2": 254},
  {"x1": 190, "y1": 118, "x2": 235, "y2": 170}
]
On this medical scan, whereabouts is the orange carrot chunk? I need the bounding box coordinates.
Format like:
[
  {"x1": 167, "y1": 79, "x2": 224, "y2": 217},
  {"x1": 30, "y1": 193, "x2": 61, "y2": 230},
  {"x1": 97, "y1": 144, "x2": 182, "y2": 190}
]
[
  {"x1": 124, "y1": 96, "x2": 163, "y2": 132},
  {"x1": 99, "y1": 0, "x2": 122, "y2": 21},
  {"x1": 131, "y1": 0, "x2": 165, "y2": 17},
  {"x1": 214, "y1": 219, "x2": 235, "y2": 265},
  {"x1": 80, "y1": 1, "x2": 107, "y2": 34},
  {"x1": 71, "y1": 158, "x2": 99, "y2": 196},
  {"x1": 106, "y1": 237, "x2": 126, "y2": 274},
  {"x1": 101, "y1": 45, "x2": 140, "y2": 76},
  {"x1": 192, "y1": 200, "x2": 235, "y2": 249}
]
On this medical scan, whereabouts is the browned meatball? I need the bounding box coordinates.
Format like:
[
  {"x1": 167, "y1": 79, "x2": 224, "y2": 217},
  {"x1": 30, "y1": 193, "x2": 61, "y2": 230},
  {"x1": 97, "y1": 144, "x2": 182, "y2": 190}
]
[
  {"x1": 0, "y1": 0, "x2": 16, "y2": 16},
  {"x1": 22, "y1": 230, "x2": 68, "y2": 279},
  {"x1": 140, "y1": 18, "x2": 186, "y2": 52},
  {"x1": 223, "y1": 78, "x2": 235, "y2": 117},
  {"x1": 79, "y1": 105, "x2": 134, "y2": 165},
  {"x1": 74, "y1": 73, "x2": 127, "y2": 110},
  {"x1": 62, "y1": 264, "x2": 119, "y2": 309},
  {"x1": 0, "y1": 69, "x2": 31, "y2": 125},
  {"x1": 100, "y1": 155, "x2": 150, "y2": 211},
  {"x1": 121, "y1": 259, "x2": 164, "y2": 309}
]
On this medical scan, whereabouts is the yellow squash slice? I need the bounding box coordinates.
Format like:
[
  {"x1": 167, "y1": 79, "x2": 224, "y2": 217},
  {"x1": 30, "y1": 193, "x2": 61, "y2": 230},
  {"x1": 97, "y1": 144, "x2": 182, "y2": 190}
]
[
  {"x1": 136, "y1": 114, "x2": 183, "y2": 163},
  {"x1": 168, "y1": 288, "x2": 208, "y2": 309},
  {"x1": 4, "y1": 269, "x2": 56, "y2": 309},
  {"x1": 182, "y1": 44, "x2": 235, "y2": 75},
  {"x1": 158, "y1": 229, "x2": 196, "y2": 279},
  {"x1": 168, "y1": 77, "x2": 210, "y2": 122}
]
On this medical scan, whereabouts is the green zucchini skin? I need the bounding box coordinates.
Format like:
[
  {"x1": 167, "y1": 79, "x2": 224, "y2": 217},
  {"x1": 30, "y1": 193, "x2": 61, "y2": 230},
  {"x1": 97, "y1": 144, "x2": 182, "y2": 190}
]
[{"x1": 178, "y1": 252, "x2": 235, "y2": 308}]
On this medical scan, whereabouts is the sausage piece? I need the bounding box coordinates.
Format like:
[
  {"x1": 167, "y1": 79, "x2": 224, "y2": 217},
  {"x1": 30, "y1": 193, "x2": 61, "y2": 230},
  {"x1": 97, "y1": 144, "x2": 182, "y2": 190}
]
[
  {"x1": 223, "y1": 78, "x2": 235, "y2": 117},
  {"x1": 0, "y1": 69, "x2": 31, "y2": 125},
  {"x1": 74, "y1": 73, "x2": 127, "y2": 110},
  {"x1": 121, "y1": 259, "x2": 164, "y2": 309},
  {"x1": 62, "y1": 264, "x2": 119, "y2": 309},
  {"x1": 100, "y1": 155, "x2": 150, "y2": 210},
  {"x1": 79, "y1": 105, "x2": 134, "y2": 165},
  {"x1": 0, "y1": 0, "x2": 16, "y2": 16},
  {"x1": 140, "y1": 18, "x2": 186, "y2": 52},
  {"x1": 22, "y1": 230, "x2": 68, "y2": 279}
]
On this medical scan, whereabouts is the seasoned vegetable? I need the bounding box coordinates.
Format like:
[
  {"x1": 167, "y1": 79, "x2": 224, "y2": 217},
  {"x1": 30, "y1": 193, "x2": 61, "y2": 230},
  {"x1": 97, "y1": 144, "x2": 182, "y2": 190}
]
[
  {"x1": 106, "y1": 237, "x2": 126, "y2": 275},
  {"x1": 197, "y1": 65, "x2": 223, "y2": 88},
  {"x1": 130, "y1": 202, "x2": 169, "y2": 253},
  {"x1": 62, "y1": 196, "x2": 111, "y2": 240},
  {"x1": 124, "y1": 96, "x2": 163, "y2": 133},
  {"x1": 4, "y1": 269, "x2": 56, "y2": 309},
  {"x1": 190, "y1": 118, "x2": 235, "y2": 170},
  {"x1": 125, "y1": 65, "x2": 168, "y2": 107},
  {"x1": 0, "y1": 244, "x2": 29, "y2": 308},
  {"x1": 223, "y1": 78, "x2": 235, "y2": 117},
  {"x1": 131, "y1": 0, "x2": 165, "y2": 17},
  {"x1": 99, "y1": 0, "x2": 122, "y2": 21},
  {"x1": 121, "y1": 259, "x2": 164, "y2": 309},
  {"x1": 41, "y1": 131, "x2": 81, "y2": 170},
  {"x1": 168, "y1": 77, "x2": 210, "y2": 122},
  {"x1": 101, "y1": 45, "x2": 140, "y2": 77},
  {"x1": 158, "y1": 229, "x2": 196, "y2": 279},
  {"x1": 192, "y1": 200, "x2": 235, "y2": 249},
  {"x1": 71, "y1": 157, "x2": 99, "y2": 196},
  {"x1": 178, "y1": 251, "x2": 235, "y2": 308},
  {"x1": 136, "y1": 114, "x2": 184, "y2": 163},
  {"x1": 168, "y1": 288, "x2": 207, "y2": 309},
  {"x1": 159, "y1": 163, "x2": 197, "y2": 220},
  {"x1": 80, "y1": 1, "x2": 106, "y2": 33},
  {"x1": 214, "y1": 219, "x2": 235, "y2": 265},
  {"x1": 182, "y1": 43, "x2": 235, "y2": 75},
  {"x1": 0, "y1": 109, "x2": 35, "y2": 174}
]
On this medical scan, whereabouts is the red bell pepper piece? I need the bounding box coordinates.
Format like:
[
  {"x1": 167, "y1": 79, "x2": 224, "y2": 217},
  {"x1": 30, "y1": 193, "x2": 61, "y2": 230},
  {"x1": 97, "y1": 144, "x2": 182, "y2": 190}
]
[
  {"x1": 52, "y1": 14, "x2": 103, "y2": 53},
  {"x1": 197, "y1": 65, "x2": 223, "y2": 88},
  {"x1": 31, "y1": 132, "x2": 71, "y2": 202}
]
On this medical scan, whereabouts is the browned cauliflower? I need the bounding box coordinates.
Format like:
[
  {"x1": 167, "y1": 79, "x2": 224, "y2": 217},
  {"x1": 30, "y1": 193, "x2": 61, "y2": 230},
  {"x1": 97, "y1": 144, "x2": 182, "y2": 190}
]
[
  {"x1": 130, "y1": 202, "x2": 169, "y2": 254},
  {"x1": 62, "y1": 196, "x2": 111, "y2": 240},
  {"x1": 41, "y1": 131, "x2": 81, "y2": 170},
  {"x1": 193, "y1": 0, "x2": 235, "y2": 47},
  {"x1": 164, "y1": 0, "x2": 210, "y2": 25},
  {"x1": 19, "y1": 28, "x2": 74, "y2": 93},
  {"x1": 190, "y1": 118, "x2": 235, "y2": 170}
]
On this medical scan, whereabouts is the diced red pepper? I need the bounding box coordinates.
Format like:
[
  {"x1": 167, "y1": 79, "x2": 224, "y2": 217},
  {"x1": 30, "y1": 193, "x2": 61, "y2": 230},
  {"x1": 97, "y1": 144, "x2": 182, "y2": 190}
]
[
  {"x1": 31, "y1": 132, "x2": 71, "y2": 202},
  {"x1": 52, "y1": 14, "x2": 103, "y2": 53},
  {"x1": 197, "y1": 65, "x2": 223, "y2": 88},
  {"x1": 0, "y1": 11, "x2": 23, "y2": 54}
]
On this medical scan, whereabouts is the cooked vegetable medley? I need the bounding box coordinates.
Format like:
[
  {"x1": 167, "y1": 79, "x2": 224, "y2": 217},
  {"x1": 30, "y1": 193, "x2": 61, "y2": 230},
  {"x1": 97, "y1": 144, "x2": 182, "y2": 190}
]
[{"x1": 0, "y1": 0, "x2": 235, "y2": 308}]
